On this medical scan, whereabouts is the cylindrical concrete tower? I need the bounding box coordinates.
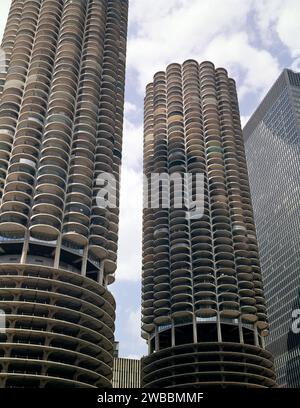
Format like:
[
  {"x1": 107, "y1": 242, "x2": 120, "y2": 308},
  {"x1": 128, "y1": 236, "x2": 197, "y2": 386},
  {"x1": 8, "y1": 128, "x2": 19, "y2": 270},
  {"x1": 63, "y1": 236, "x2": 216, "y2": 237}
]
[
  {"x1": 0, "y1": 0, "x2": 128, "y2": 388},
  {"x1": 142, "y1": 60, "x2": 277, "y2": 388}
]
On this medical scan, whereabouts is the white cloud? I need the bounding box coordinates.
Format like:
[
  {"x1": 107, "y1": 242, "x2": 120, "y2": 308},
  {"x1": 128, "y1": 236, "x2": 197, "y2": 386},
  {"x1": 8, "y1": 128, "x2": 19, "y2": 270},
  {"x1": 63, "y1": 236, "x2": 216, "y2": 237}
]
[
  {"x1": 276, "y1": 0, "x2": 300, "y2": 57},
  {"x1": 123, "y1": 307, "x2": 146, "y2": 357},
  {"x1": 253, "y1": 0, "x2": 300, "y2": 60},
  {"x1": 0, "y1": 0, "x2": 10, "y2": 40},
  {"x1": 252, "y1": 0, "x2": 282, "y2": 46},
  {"x1": 117, "y1": 165, "x2": 143, "y2": 282},
  {"x1": 203, "y1": 32, "x2": 281, "y2": 100},
  {"x1": 122, "y1": 119, "x2": 143, "y2": 171},
  {"x1": 124, "y1": 101, "x2": 138, "y2": 115},
  {"x1": 127, "y1": 0, "x2": 258, "y2": 93},
  {"x1": 116, "y1": 116, "x2": 143, "y2": 282},
  {"x1": 126, "y1": 354, "x2": 142, "y2": 360},
  {"x1": 128, "y1": 308, "x2": 142, "y2": 336}
]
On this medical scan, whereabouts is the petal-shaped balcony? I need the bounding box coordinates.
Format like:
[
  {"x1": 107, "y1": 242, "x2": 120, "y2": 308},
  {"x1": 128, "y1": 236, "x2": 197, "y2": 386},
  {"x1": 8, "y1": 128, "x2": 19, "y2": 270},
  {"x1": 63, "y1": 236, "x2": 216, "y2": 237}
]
[
  {"x1": 171, "y1": 292, "x2": 193, "y2": 305},
  {"x1": 33, "y1": 192, "x2": 63, "y2": 209},
  {"x1": 0, "y1": 211, "x2": 28, "y2": 227},
  {"x1": 66, "y1": 192, "x2": 91, "y2": 207},
  {"x1": 2, "y1": 190, "x2": 31, "y2": 206},
  {"x1": 195, "y1": 299, "x2": 217, "y2": 317},
  {"x1": 37, "y1": 165, "x2": 67, "y2": 183},
  {"x1": 89, "y1": 236, "x2": 107, "y2": 259},
  {"x1": 4, "y1": 180, "x2": 33, "y2": 196},
  {"x1": 31, "y1": 213, "x2": 61, "y2": 231},
  {"x1": 62, "y1": 223, "x2": 89, "y2": 246},
  {"x1": 29, "y1": 222, "x2": 59, "y2": 242},
  {"x1": 0, "y1": 128, "x2": 14, "y2": 144},
  {"x1": 0, "y1": 219, "x2": 26, "y2": 239},
  {"x1": 170, "y1": 269, "x2": 191, "y2": 280},
  {"x1": 241, "y1": 309, "x2": 258, "y2": 323},
  {"x1": 65, "y1": 202, "x2": 90, "y2": 219},
  {"x1": 153, "y1": 281, "x2": 170, "y2": 296},
  {"x1": 32, "y1": 203, "x2": 62, "y2": 222},
  {"x1": 1, "y1": 200, "x2": 30, "y2": 216},
  {"x1": 153, "y1": 227, "x2": 169, "y2": 240},
  {"x1": 35, "y1": 183, "x2": 65, "y2": 201},
  {"x1": 219, "y1": 301, "x2": 240, "y2": 318},
  {"x1": 153, "y1": 274, "x2": 169, "y2": 287},
  {"x1": 13, "y1": 136, "x2": 40, "y2": 152},
  {"x1": 171, "y1": 301, "x2": 193, "y2": 319}
]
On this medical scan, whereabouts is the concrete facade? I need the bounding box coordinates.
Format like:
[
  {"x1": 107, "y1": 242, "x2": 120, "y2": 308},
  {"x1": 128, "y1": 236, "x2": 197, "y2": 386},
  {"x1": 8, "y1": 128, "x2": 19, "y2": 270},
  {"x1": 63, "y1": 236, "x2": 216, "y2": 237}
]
[
  {"x1": 0, "y1": 0, "x2": 128, "y2": 388},
  {"x1": 141, "y1": 60, "x2": 277, "y2": 388}
]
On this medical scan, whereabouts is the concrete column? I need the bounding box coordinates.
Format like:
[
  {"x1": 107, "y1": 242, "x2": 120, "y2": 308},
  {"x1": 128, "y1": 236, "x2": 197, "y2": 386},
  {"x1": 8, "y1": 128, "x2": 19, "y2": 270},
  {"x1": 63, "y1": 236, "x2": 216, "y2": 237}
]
[
  {"x1": 171, "y1": 324, "x2": 175, "y2": 347},
  {"x1": 81, "y1": 244, "x2": 89, "y2": 277},
  {"x1": 217, "y1": 317, "x2": 222, "y2": 342},
  {"x1": 97, "y1": 261, "x2": 104, "y2": 285},
  {"x1": 53, "y1": 233, "x2": 62, "y2": 269},
  {"x1": 20, "y1": 232, "x2": 30, "y2": 264},
  {"x1": 193, "y1": 316, "x2": 197, "y2": 343},
  {"x1": 261, "y1": 334, "x2": 266, "y2": 349},
  {"x1": 154, "y1": 328, "x2": 159, "y2": 352},
  {"x1": 254, "y1": 324, "x2": 260, "y2": 347},
  {"x1": 44, "y1": 337, "x2": 51, "y2": 347},
  {"x1": 238, "y1": 319, "x2": 244, "y2": 344},
  {"x1": 147, "y1": 336, "x2": 151, "y2": 354},
  {"x1": 40, "y1": 365, "x2": 47, "y2": 376}
]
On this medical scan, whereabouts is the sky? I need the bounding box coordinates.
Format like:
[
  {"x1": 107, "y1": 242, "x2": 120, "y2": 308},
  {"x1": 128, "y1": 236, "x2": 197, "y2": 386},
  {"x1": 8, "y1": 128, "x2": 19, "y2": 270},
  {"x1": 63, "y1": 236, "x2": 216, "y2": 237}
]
[{"x1": 0, "y1": 0, "x2": 300, "y2": 358}]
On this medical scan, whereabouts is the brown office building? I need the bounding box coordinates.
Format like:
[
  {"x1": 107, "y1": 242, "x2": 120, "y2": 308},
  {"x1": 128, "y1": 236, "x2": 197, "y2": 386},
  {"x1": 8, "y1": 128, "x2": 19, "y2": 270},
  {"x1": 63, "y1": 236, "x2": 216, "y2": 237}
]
[
  {"x1": 0, "y1": 0, "x2": 128, "y2": 388},
  {"x1": 142, "y1": 60, "x2": 277, "y2": 388},
  {"x1": 113, "y1": 357, "x2": 141, "y2": 388}
]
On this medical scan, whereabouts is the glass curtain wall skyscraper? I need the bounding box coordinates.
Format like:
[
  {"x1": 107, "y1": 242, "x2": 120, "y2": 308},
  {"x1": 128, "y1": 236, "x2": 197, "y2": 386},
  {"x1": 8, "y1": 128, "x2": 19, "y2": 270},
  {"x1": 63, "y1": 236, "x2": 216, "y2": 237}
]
[
  {"x1": 0, "y1": 0, "x2": 128, "y2": 388},
  {"x1": 244, "y1": 69, "x2": 300, "y2": 388},
  {"x1": 142, "y1": 60, "x2": 277, "y2": 388}
]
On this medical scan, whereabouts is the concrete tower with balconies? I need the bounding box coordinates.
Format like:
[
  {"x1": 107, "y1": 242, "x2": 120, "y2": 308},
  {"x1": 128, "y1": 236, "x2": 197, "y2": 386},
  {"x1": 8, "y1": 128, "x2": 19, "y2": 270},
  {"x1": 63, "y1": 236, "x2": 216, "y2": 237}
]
[
  {"x1": 0, "y1": 0, "x2": 128, "y2": 388},
  {"x1": 141, "y1": 60, "x2": 276, "y2": 388}
]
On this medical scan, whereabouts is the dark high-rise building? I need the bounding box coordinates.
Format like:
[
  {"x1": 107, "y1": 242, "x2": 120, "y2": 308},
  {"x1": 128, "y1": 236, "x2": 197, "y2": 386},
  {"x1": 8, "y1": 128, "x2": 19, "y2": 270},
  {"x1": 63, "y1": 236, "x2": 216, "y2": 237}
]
[
  {"x1": 0, "y1": 0, "x2": 128, "y2": 388},
  {"x1": 244, "y1": 69, "x2": 300, "y2": 388},
  {"x1": 141, "y1": 60, "x2": 277, "y2": 388}
]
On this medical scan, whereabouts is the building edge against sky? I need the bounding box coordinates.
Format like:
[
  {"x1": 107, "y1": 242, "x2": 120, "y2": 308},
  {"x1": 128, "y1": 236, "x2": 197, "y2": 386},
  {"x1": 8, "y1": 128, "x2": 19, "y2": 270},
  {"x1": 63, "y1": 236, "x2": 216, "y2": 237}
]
[
  {"x1": 0, "y1": 0, "x2": 128, "y2": 388},
  {"x1": 243, "y1": 69, "x2": 300, "y2": 388},
  {"x1": 141, "y1": 59, "x2": 277, "y2": 388}
]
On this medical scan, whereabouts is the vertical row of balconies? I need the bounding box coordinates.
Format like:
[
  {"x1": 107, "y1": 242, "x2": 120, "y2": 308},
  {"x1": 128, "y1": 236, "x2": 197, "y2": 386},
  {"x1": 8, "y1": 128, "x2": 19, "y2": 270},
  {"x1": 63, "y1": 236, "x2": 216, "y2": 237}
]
[
  {"x1": 167, "y1": 63, "x2": 193, "y2": 321},
  {"x1": 151, "y1": 71, "x2": 169, "y2": 326},
  {"x1": 12, "y1": 0, "x2": 64, "y2": 243},
  {"x1": 0, "y1": 0, "x2": 42, "y2": 205},
  {"x1": 0, "y1": 0, "x2": 24, "y2": 102},
  {"x1": 90, "y1": 0, "x2": 128, "y2": 283},
  {"x1": 142, "y1": 59, "x2": 269, "y2": 337},
  {"x1": 183, "y1": 60, "x2": 213, "y2": 319},
  {"x1": 142, "y1": 82, "x2": 155, "y2": 334},
  {"x1": 33, "y1": 0, "x2": 86, "y2": 245}
]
